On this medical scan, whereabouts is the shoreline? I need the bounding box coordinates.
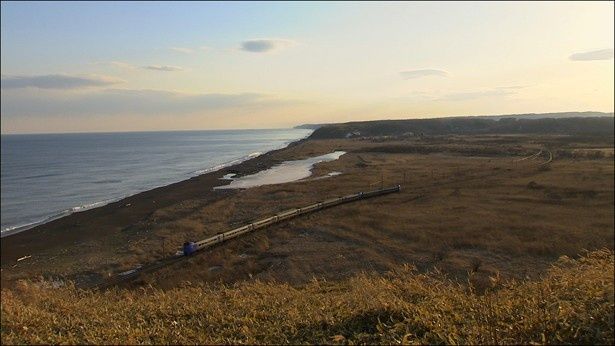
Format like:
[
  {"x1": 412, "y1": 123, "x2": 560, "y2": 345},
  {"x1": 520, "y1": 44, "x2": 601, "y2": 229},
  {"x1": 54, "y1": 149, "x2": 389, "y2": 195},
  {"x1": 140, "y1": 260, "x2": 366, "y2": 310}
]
[
  {"x1": 0, "y1": 136, "x2": 311, "y2": 265},
  {"x1": 0, "y1": 133, "x2": 311, "y2": 239},
  {"x1": 1, "y1": 133, "x2": 613, "y2": 290}
]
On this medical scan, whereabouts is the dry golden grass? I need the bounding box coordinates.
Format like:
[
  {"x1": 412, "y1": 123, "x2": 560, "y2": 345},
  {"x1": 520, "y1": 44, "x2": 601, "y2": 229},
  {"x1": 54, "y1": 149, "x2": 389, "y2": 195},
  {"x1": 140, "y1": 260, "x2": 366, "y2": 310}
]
[
  {"x1": 4, "y1": 134, "x2": 612, "y2": 291},
  {"x1": 138, "y1": 135, "x2": 612, "y2": 289},
  {"x1": 1, "y1": 249, "x2": 613, "y2": 345}
]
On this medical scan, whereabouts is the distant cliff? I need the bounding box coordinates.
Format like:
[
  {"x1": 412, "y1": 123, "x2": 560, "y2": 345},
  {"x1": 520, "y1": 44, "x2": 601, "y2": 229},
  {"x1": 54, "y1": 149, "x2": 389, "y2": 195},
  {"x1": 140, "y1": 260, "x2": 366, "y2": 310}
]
[
  {"x1": 308, "y1": 112, "x2": 614, "y2": 139},
  {"x1": 294, "y1": 123, "x2": 329, "y2": 130}
]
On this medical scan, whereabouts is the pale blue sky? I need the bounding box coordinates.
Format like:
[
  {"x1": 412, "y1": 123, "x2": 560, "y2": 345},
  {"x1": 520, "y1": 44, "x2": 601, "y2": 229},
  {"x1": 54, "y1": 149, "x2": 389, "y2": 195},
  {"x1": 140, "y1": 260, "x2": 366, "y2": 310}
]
[
  {"x1": 1, "y1": 1, "x2": 613, "y2": 133},
  {"x1": 1, "y1": 2, "x2": 336, "y2": 73}
]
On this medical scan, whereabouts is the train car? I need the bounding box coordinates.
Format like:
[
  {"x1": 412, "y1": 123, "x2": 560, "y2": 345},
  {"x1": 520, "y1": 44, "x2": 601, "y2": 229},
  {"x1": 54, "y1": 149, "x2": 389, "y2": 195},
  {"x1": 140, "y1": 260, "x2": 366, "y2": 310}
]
[{"x1": 182, "y1": 185, "x2": 401, "y2": 256}]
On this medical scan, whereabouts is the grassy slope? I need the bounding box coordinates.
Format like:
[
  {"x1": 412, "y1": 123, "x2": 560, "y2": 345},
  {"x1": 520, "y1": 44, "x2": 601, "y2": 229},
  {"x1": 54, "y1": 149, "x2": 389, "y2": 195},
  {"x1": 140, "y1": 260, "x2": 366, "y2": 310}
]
[
  {"x1": 2, "y1": 250, "x2": 613, "y2": 345},
  {"x1": 309, "y1": 116, "x2": 615, "y2": 139}
]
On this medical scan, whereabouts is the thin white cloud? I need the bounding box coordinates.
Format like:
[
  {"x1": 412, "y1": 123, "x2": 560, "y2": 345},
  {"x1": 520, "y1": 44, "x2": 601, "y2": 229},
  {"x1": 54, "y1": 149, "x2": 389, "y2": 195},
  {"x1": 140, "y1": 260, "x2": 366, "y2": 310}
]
[
  {"x1": 496, "y1": 85, "x2": 527, "y2": 90},
  {"x1": 1, "y1": 74, "x2": 124, "y2": 89},
  {"x1": 438, "y1": 89, "x2": 514, "y2": 101},
  {"x1": 96, "y1": 62, "x2": 185, "y2": 72},
  {"x1": 92, "y1": 61, "x2": 137, "y2": 70},
  {"x1": 240, "y1": 38, "x2": 296, "y2": 53},
  {"x1": 400, "y1": 88, "x2": 516, "y2": 102},
  {"x1": 569, "y1": 49, "x2": 614, "y2": 61},
  {"x1": 1, "y1": 88, "x2": 289, "y2": 117},
  {"x1": 143, "y1": 65, "x2": 184, "y2": 72},
  {"x1": 399, "y1": 69, "x2": 448, "y2": 79},
  {"x1": 169, "y1": 47, "x2": 194, "y2": 54}
]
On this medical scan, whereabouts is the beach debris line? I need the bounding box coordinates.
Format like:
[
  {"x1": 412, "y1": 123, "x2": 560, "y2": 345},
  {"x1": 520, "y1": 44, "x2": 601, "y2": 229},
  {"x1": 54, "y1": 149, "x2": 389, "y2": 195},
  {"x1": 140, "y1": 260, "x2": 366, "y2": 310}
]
[{"x1": 182, "y1": 185, "x2": 401, "y2": 256}]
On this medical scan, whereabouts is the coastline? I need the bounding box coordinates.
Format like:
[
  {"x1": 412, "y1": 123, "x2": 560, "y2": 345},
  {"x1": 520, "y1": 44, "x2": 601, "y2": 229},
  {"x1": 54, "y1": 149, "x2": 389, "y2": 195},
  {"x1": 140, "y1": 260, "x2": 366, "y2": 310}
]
[
  {"x1": 0, "y1": 136, "x2": 311, "y2": 266},
  {"x1": 1, "y1": 132, "x2": 613, "y2": 291},
  {"x1": 1, "y1": 131, "x2": 312, "y2": 239}
]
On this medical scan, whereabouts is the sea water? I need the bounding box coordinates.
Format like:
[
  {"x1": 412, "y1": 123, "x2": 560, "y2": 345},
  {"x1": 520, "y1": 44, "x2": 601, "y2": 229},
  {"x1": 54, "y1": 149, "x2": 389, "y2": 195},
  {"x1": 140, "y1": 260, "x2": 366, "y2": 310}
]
[
  {"x1": 0, "y1": 129, "x2": 312, "y2": 237},
  {"x1": 215, "y1": 151, "x2": 345, "y2": 189}
]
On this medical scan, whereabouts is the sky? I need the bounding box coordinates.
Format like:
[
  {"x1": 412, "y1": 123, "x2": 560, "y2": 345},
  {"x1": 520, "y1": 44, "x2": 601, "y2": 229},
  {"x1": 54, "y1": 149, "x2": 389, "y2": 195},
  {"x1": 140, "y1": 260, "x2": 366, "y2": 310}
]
[{"x1": 1, "y1": 1, "x2": 613, "y2": 134}]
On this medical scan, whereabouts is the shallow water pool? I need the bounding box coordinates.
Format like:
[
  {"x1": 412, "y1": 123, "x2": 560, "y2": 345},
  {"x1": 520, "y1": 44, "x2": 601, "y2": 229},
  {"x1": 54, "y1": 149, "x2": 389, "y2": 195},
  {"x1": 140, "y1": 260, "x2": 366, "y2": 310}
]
[{"x1": 215, "y1": 151, "x2": 346, "y2": 189}]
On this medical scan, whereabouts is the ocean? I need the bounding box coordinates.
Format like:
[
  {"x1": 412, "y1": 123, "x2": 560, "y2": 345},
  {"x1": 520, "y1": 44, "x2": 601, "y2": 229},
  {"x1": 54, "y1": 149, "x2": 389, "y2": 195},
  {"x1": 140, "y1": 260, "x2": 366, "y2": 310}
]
[{"x1": 0, "y1": 129, "x2": 312, "y2": 237}]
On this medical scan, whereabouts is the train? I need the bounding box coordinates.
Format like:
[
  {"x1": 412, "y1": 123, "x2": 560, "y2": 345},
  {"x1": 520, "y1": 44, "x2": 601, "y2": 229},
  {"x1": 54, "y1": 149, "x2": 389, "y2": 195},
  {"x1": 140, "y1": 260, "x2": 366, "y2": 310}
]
[{"x1": 182, "y1": 185, "x2": 401, "y2": 256}]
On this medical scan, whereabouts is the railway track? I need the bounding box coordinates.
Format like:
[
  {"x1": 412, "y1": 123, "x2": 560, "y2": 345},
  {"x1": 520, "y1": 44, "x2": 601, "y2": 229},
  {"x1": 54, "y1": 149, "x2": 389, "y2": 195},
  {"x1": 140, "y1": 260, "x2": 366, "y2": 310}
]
[
  {"x1": 514, "y1": 147, "x2": 553, "y2": 166},
  {"x1": 514, "y1": 148, "x2": 543, "y2": 162},
  {"x1": 88, "y1": 185, "x2": 401, "y2": 289},
  {"x1": 89, "y1": 147, "x2": 555, "y2": 290},
  {"x1": 541, "y1": 149, "x2": 553, "y2": 165}
]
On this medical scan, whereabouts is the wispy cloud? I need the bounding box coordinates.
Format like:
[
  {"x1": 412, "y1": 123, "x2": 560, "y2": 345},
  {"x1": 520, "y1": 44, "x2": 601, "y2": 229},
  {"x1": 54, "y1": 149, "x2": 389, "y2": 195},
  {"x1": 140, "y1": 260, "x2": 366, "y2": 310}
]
[
  {"x1": 169, "y1": 47, "x2": 194, "y2": 54},
  {"x1": 1, "y1": 88, "x2": 288, "y2": 117},
  {"x1": 1, "y1": 74, "x2": 124, "y2": 89},
  {"x1": 240, "y1": 38, "x2": 296, "y2": 53},
  {"x1": 143, "y1": 65, "x2": 184, "y2": 72},
  {"x1": 401, "y1": 88, "x2": 516, "y2": 102},
  {"x1": 92, "y1": 61, "x2": 137, "y2": 70},
  {"x1": 95, "y1": 62, "x2": 185, "y2": 72},
  {"x1": 399, "y1": 69, "x2": 448, "y2": 79},
  {"x1": 438, "y1": 89, "x2": 514, "y2": 101},
  {"x1": 569, "y1": 49, "x2": 614, "y2": 61},
  {"x1": 496, "y1": 85, "x2": 527, "y2": 90}
]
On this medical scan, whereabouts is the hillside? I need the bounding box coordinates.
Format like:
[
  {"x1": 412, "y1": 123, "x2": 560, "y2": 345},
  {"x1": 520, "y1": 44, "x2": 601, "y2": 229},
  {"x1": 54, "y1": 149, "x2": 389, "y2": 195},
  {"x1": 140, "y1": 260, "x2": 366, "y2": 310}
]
[
  {"x1": 308, "y1": 114, "x2": 614, "y2": 139},
  {"x1": 2, "y1": 118, "x2": 613, "y2": 345},
  {"x1": 2, "y1": 249, "x2": 612, "y2": 344},
  {"x1": 475, "y1": 111, "x2": 614, "y2": 120}
]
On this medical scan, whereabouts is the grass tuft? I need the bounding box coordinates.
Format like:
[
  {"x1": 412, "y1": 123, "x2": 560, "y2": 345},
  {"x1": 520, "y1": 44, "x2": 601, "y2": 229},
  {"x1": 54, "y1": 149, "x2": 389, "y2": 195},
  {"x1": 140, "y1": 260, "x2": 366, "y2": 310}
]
[{"x1": 2, "y1": 249, "x2": 613, "y2": 345}]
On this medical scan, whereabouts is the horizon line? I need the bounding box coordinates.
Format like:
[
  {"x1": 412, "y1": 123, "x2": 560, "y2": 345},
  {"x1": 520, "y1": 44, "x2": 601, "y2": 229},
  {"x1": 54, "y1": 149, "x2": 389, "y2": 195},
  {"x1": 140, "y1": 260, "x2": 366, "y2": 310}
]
[{"x1": 1, "y1": 110, "x2": 612, "y2": 136}]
